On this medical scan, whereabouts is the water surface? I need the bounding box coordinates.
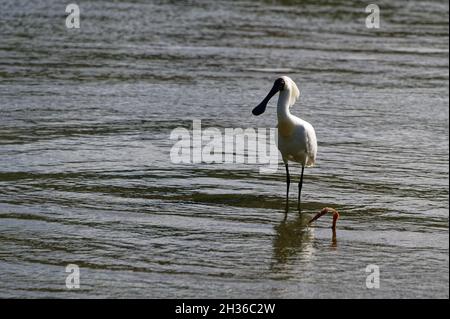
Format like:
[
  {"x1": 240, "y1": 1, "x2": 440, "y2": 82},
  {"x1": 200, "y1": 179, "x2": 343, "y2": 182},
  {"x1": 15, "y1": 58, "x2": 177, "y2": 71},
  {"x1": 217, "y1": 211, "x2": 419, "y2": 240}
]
[{"x1": 0, "y1": 0, "x2": 448, "y2": 298}]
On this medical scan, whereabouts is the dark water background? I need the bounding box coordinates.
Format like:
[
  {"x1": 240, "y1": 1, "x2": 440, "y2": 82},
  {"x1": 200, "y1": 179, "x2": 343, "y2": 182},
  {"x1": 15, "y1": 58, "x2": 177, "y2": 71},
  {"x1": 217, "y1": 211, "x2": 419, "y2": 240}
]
[{"x1": 0, "y1": 0, "x2": 448, "y2": 298}]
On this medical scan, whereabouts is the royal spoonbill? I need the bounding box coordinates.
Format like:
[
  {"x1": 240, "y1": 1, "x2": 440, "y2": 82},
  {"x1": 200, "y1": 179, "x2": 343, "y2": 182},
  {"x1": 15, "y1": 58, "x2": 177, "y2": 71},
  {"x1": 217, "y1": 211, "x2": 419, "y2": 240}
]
[{"x1": 252, "y1": 76, "x2": 317, "y2": 213}]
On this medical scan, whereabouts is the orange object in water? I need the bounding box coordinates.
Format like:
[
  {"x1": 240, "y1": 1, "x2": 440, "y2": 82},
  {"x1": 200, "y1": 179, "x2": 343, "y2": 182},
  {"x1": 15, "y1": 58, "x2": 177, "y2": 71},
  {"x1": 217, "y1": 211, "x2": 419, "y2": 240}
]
[{"x1": 308, "y1": 207, "x2": 340, "y2": 230}]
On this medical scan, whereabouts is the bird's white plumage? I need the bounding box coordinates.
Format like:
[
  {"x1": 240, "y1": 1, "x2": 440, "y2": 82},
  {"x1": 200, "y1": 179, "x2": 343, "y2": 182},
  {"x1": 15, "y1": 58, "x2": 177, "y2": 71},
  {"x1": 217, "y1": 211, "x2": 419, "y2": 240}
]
[
  {"x1": 252, "y1": 75, "x2": 317, "y2": 211},
  {"x1": 275, "y1": 76, "x2": 317, "y2": 167}
]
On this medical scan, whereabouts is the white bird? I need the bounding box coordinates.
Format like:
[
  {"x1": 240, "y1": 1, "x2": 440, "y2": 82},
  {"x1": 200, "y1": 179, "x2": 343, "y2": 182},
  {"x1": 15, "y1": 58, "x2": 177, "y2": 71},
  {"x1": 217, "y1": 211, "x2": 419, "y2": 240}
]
[{"x1": 252, "y1": 76, "x2": 317, "y2": 213}]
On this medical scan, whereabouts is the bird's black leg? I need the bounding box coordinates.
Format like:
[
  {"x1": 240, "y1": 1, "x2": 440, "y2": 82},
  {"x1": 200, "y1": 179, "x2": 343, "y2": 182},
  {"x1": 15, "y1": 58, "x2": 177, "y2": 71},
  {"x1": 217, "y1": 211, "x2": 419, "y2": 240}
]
[
  {"x1": 298, "y1": 164, "x2": 305, "y2": 213},
  {"x1": 285, "y1": 162, "x2": 290, "y2": 214}
]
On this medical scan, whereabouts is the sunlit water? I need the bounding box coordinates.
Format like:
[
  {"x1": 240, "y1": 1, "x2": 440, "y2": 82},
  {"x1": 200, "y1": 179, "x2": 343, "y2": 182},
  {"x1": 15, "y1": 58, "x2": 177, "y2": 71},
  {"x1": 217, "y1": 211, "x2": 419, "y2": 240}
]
[{"x1": 0, "y1": 0, "x2": 448, "y2": 298}]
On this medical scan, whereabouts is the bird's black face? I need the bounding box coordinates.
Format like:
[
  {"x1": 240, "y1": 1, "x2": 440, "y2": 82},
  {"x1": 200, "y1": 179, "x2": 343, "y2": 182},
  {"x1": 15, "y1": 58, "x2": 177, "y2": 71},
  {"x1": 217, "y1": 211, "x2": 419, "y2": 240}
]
[
  {"x1": 252, "y1": 78, "x2": 286, "y2": 116},
  {"x1": 273, "y1": 78, "x2": 286, "y2": 91}
]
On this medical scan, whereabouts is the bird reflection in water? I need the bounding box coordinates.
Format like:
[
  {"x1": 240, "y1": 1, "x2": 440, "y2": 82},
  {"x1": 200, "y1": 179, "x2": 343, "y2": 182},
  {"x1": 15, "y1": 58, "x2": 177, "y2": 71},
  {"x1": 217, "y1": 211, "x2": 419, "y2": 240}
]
[
  {"x1": 331, "y1": 228, "x2": 337, "y2": 248},
  {"x1": 272, "y1": 208, "x2": 339, "y2": 268},
  {"x1": 272, "y1": 213, "x2": 313, "y2": 266}
]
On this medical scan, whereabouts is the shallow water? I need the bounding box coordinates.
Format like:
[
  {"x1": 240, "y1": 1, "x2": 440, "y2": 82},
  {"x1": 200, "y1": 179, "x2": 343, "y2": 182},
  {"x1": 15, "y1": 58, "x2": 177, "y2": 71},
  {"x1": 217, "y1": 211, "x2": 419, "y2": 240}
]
[{"x1": 0, "y1": 0, "x2": 448, "y2": 298}]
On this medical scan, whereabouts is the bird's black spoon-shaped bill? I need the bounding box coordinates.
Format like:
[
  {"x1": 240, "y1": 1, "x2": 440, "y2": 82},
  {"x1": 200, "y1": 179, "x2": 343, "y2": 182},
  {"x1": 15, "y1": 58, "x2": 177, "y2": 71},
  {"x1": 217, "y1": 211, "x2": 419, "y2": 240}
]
[{"x1": 252, "y1": 78, "x2": 285, "y2": 116}]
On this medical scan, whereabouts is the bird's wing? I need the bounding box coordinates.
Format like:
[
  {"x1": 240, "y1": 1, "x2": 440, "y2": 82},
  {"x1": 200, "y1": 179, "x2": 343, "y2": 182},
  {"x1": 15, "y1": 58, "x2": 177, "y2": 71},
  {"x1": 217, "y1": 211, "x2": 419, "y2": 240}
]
[{"x1": 305, "y1": 123, "x2": 317, "y2": 167}]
